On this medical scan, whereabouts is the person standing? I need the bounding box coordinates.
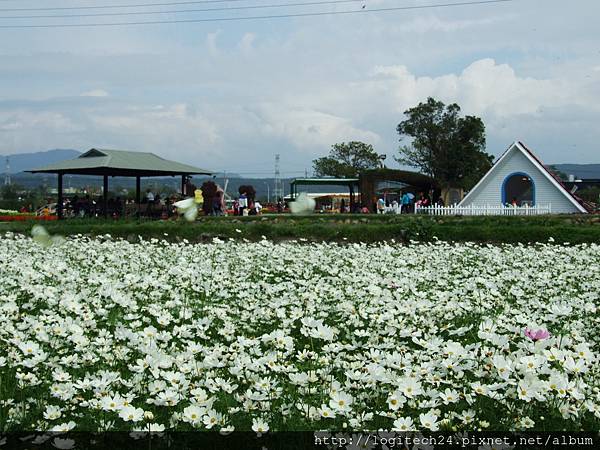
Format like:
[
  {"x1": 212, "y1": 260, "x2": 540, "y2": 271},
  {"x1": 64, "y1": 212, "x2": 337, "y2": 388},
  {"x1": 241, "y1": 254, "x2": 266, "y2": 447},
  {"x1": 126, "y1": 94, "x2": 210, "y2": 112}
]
[
  {"x1": 146, "y1": 189, "x2": 155, "y2": 216},
  {"x1": 401, "y1": 191, "x2": 410, "y2": 214},
  {"x1": 238, "y1": 192, "x2": 248, "y2": 216},
  {"x1": 377, "y1": 197, "x2": 385, "y2": 214}
]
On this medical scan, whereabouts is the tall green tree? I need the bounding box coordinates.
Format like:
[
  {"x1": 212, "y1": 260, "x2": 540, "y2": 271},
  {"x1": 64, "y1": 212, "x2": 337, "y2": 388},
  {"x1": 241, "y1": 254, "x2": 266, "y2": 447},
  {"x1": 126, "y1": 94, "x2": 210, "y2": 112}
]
[
  {"x1": 396, "y1": 97, "x2": 492, "y2": 189},
  {"x1": 0, "y1": 183, "x2": 22, "y2": 200},
  {"x1": 313, "y1": 141, "x2": 382, "y2": 178}
]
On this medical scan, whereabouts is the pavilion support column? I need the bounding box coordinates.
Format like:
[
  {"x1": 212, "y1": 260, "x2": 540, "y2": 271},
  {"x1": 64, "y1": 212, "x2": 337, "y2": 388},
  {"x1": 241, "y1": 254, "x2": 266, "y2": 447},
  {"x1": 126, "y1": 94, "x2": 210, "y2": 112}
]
[
  {"x1": 135, "y1": 176, "x2": 141, "y2": 218},
  {"x1": 349, "y1": 185, "x2": 354, "y2": 213},
  {"x1": 57, "y1": 173, "x2": 63, "y2": 220},
  {"x1": 181, "y1": 175, "x2": 186, "y2": 196},
  {"x1": 103, "y1": 175, "x2": 109, "y2": 219}
]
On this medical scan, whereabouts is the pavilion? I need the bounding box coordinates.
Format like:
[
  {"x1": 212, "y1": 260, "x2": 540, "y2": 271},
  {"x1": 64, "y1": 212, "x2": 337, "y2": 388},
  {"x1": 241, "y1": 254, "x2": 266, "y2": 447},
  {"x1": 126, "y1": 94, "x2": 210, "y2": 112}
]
[
  {"x1": 28, "y1": 148, "x2": 212, "y2": 219},
  {"x1": 289, "y1": 178, "x2": 360, "y2": 211}
]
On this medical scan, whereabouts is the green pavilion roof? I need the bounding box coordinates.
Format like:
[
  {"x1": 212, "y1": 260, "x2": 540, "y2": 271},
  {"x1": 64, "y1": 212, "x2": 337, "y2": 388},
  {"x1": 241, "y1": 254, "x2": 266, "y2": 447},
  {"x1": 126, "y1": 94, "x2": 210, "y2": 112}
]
[{"x1": 27, "y1": 148, "x2": 212, "y2": 177}]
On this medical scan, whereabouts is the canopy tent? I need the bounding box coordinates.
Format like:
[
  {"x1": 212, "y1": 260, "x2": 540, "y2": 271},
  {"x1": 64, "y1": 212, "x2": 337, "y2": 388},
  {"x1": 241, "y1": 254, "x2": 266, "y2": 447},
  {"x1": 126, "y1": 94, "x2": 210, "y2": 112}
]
[
  {"x1": 28, "y1": 148, "x2": 212, "y2": 218},
  {"x1": 289, "y1": 178, "x2": 360, "y2": 211}
]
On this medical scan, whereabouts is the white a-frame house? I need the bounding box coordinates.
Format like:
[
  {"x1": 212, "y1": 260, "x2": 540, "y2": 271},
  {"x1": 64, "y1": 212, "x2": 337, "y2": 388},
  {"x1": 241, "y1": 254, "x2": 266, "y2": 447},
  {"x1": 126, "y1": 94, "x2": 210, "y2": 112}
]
[{"x1": 459, "y1": 141, "x2": 588, "y2": 214}]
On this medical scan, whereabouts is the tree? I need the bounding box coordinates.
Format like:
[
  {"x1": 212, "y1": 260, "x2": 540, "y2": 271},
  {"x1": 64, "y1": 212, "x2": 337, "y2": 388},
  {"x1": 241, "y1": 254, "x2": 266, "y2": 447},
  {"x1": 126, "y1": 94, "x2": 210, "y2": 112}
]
[
  {"x1": 396, "y1": 97, "x2": 493, "y2": 189},
  {"x1": 201, "y1": 180, "x2": 218, "y2": 215},
  {"x1": 0, "y1": 183, "x2": 21, "y2": 200},
  {"x1": 548, "y1": 165, "x2": 568, "y2": 181},
  {"x1": 238, "y1": 185, "x2": 256, "y2": 202},
  {"x1": 313, "y1": 141, "x2": 382, "y2": 178},
  {"x1": 577, "y1": 186, "x2": 600, "y2": 205}
]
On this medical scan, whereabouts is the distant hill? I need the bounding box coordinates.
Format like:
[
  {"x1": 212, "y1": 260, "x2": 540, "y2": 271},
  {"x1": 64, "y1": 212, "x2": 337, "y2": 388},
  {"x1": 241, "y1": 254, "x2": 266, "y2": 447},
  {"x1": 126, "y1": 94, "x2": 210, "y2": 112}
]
[
  {"x1": 6, "y1": 149, "x2": 80, "y2": 173},
  {"x1": 553, "y1": 164, "x2": 600, "y2": 180}
]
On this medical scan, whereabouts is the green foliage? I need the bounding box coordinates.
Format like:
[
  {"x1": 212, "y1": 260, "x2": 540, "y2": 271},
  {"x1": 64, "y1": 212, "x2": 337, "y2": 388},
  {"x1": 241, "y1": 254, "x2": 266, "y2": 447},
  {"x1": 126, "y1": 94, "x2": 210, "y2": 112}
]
[
  {"x1": 396, "y1": 97, "x2": 492, "y2": 189},
  {"x1": 548, "y1": 165, "x2": 569, "y2": 181},
  {"x1": 577, "y1": 186, "x2": 600, "y2": 204},
  {"x1": 0, "y1": 183, "x2": 23, "y2": 200},
  {"x1": 238, "y1": 185, "x2": 256, "y2": 201},
  {"x1": 2, "y1": 214, "x2": 599, "y2": 245},
  {"x1": 313, "y1": 141, "x2": 381, "y2": 178}
]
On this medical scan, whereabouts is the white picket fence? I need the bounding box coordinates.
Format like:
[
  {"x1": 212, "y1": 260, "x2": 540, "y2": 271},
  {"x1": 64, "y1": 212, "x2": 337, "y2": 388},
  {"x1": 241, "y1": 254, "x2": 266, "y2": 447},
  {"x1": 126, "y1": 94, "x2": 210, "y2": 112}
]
[{"x1": 415, "y1": 204, "x2": 552, "y2": 216}]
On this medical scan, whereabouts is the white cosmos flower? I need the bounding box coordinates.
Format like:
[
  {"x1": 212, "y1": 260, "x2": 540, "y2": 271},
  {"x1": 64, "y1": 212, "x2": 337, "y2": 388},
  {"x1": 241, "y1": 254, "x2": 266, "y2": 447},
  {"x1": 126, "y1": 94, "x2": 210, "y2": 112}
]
[
  {"x1": 202, "y1": 409, "x2": 222, "y2": 429},
  {"x1": 289, "y1": 192, "x2": 315, "y2": 214},
  {"x1": 329, "y1": 391, "x2": 354, "y2": 413},
  {"x1": 183, "y1": 207, "x2": 198, "y2": 222},
  {"x1": 119, "y1": 406, "x2": 144, "y2": 422},
  {"x1": 392, "y1": 416, "x2": 415, "y2": 431},
  {"x1": 309, "y1": 324, "x2": 335, "y2": 341},
  {"x1": 563, "y1": 356, "x2": 588, "y2": 374},
  {"x1": 18, "y1": 340, "x2": 41, "y2": 356},
  {"x1": 182, "y1": 405, "x2": 205, "y2": 426},
  {"x1": 173, "y1": 198, "x2": 195, "y2": 211},
  {"x1": 318, "y1": 404, "x2": 336, "y2": 419},
  {"x1": 43, "y1": 405, "x2": 62, "y2": 420},
  {"x1": 251, "y1": 417, "x2": 269, "y2": 435},
  {"x1": 419, "y1": 411, "x2": 439, "y2": 431},
  {"x1": 100, "y1": 395, "x2": 122, "y2": 412},
  {"x1": 397, "y1": 377, "x2": 422, "y2": 399},
  {"x1": 173, "y1": 198, "x2": 198, "y2": 222},
  {"x1": 50, "y1": 421, "x2": 76, "y2": 432},
  {"x1": 440, "y1": 388, "x2": 460, "y2": 405},
  {"x1": 387, "y1": 390, "x2": 405, "y2": 410},
  {"x1": 1, "y1": 235, "x2": 599, "y2": 433}
]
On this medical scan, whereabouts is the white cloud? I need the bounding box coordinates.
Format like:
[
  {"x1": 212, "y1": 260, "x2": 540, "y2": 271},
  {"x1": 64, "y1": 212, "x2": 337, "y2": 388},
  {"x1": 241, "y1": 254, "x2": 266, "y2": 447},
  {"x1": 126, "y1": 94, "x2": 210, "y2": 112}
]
[
  {"x1": 252, "y1": 104, "x2": 380, "y2": 153},
  {"x1": 395, "y1": 14, "x2": 508, "y2": 33},
  {"x1": 1, "y1": 1, "x2": 600, "y2": 165},
  {"x1": 239, "y1": 33, "x2": 256, "y2": 55},
  {"x1": 364, "y1": 58, "x2": 597, "y2": 119},
  {"x1": 80, "y1": 89, "x2": 109, "y2": 98},
  {"x1": 206, "y1": 31, "x2": 221, "y2": 57},
  {"x1": 2, "y1": 56, "x2": 599, "y2": 166}
]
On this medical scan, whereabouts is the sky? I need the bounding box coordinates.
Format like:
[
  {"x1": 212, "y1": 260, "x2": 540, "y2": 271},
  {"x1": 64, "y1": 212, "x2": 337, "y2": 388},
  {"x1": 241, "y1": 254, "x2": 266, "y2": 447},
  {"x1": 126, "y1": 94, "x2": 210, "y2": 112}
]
[{"x1": 0, "y1": 0, "x2": 599, "y2": 177}]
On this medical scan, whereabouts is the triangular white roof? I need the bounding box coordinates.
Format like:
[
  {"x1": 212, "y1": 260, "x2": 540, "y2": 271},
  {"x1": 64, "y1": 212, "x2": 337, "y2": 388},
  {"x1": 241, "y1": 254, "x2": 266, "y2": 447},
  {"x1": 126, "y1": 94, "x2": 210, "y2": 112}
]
[{"x1": 459, "y1": 141, "x2": 588, "y2": 213}]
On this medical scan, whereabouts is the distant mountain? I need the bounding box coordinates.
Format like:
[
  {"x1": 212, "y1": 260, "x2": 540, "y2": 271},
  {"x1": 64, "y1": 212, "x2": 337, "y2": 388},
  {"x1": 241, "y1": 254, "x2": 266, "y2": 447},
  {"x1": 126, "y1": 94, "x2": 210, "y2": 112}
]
[
  {"x1": 5, "y1": 149, "x2": 81, "y2": 173},
  {"x1": 553, "y1": 164, "x2": 600, "y2": 180}
]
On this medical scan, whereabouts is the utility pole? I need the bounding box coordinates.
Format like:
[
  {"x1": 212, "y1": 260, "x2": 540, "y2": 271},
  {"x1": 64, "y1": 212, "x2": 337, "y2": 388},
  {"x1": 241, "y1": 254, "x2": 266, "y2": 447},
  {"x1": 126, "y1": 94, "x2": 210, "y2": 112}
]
[
  {"x1": 273, "y1": 154, "x2": 283, "y2": 202},
  {"x1": 4, "y1": 156, "x2": 10, "y2": 186}
]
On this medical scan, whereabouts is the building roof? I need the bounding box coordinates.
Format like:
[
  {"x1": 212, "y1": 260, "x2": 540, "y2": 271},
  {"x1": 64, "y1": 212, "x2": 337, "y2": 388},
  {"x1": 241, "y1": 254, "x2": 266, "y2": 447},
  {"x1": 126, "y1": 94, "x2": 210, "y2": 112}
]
[
  {"x1": 459, "y1": 141, "x2": 588, "y2": 213},
  {"x1": 27, "y1": 148, "x2": 212, "y2": 177},
  {"x1": 284, "y1": 192, "x2": 359, "y2": 199},
  {"x1": 290, "y1": 177, "x2": 359, "y2": 185}
]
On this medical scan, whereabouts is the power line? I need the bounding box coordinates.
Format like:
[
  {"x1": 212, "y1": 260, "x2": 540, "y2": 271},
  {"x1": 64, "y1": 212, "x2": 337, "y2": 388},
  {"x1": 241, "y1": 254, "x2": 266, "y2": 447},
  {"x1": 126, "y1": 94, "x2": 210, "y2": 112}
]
[
  {"x1": 0, "y1": 0, "x2": 254, "y2": 12},
  {"x1": 0, "y1": 0, "x2": 515, "y2": 28},
  {"x1": 0, "y1": 0, "x2": 370, "y2": 19}
]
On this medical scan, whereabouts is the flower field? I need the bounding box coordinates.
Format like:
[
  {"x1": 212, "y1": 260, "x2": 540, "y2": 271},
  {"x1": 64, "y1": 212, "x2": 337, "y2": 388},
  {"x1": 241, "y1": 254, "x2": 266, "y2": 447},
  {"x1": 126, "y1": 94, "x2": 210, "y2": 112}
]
[{"x1": 0, "y1": 233, "x2": 599, "y2": 433}]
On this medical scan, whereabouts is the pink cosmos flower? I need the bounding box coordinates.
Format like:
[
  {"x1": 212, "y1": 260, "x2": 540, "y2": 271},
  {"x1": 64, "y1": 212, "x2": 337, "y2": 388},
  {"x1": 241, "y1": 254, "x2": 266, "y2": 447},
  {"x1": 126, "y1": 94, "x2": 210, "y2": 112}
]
[{"x1": 525, "y1": 327, "x2": 550, "y2": 341}]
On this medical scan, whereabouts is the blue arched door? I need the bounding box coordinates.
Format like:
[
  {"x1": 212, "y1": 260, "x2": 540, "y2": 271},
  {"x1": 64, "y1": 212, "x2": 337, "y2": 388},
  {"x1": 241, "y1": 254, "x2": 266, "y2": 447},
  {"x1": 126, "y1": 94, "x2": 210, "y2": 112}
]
[{"x1": 502, "y1": 172, "x2": 535, "y2": 206}]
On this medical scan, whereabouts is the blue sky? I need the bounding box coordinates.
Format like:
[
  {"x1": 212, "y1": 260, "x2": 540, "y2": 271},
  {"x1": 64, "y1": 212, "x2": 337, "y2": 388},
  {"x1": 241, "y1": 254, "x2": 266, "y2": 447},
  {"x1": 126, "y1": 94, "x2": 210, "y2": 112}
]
[{"x1": 1, "y1": 0, "x2": 599, "y2": 176}]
